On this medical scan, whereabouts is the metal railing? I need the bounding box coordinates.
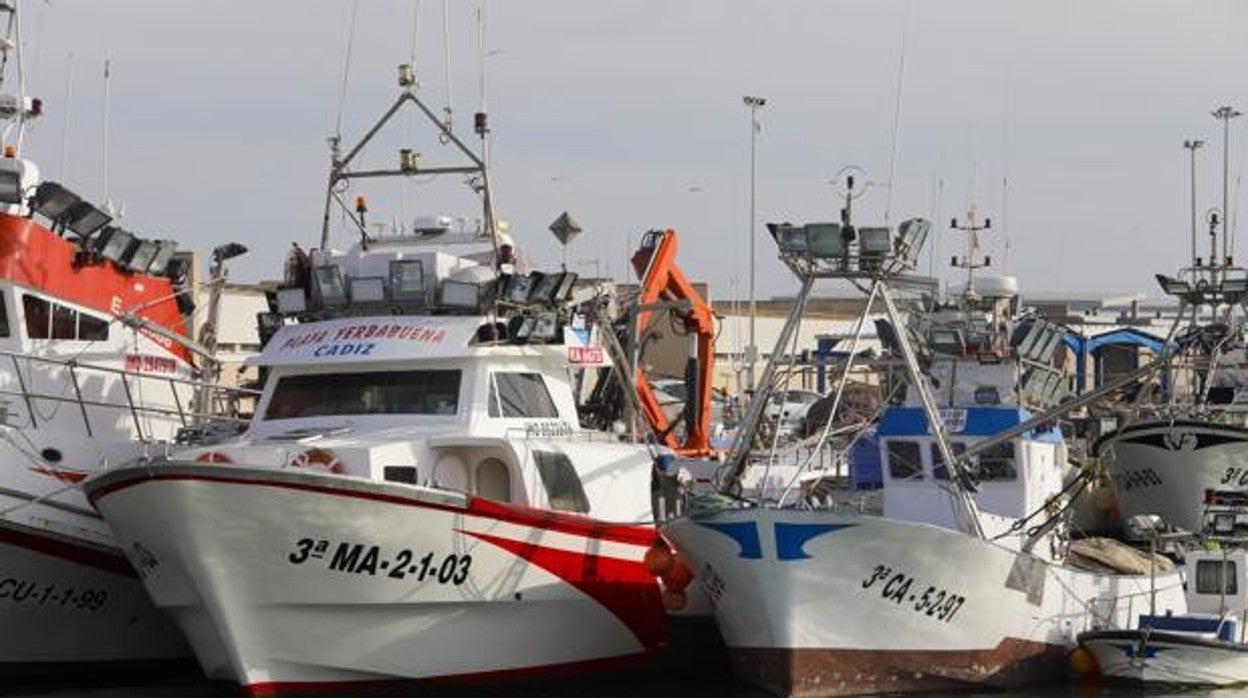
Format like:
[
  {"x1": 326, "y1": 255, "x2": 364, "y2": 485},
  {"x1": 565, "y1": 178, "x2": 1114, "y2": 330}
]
[{"x1": 0, "y1": 349, "x2": 259, "y2": 441}]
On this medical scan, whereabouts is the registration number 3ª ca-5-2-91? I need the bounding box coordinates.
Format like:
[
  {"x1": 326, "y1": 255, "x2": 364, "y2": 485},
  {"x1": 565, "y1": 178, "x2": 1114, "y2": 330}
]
[{"x1": 288, "y1": 538, "x2": 471, "y2": 585}]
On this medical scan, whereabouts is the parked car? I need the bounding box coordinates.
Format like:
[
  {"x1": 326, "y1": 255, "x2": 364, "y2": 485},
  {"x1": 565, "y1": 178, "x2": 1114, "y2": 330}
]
[{"x1": 764, "y1": 388, "x2": 823, "y2": 435}]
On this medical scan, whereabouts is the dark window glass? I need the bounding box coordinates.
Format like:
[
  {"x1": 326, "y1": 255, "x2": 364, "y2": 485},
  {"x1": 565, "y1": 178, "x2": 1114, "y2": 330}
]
[
  {"x1": 0, "y1": 291, "x2": 9, "y2": 337},
  {"x1": 931, "y1": 441, "x2": 967, "y2": 480},
  {"x1": 976, "y1": 442, "x2": 1018, "y2": 481},
  {"x1": 886, "y1": 440, "x2": 923, "y2": 480},
  {"x1": 264, "y1": 370, "x2": 460, "y2": 420},
  {"x1": 51, "y1": 304, "x2": 77, "y2": 339},
  {"x1": 533, "y1": 451, "x2": 589, "y2": 513},
  {"x1": 22, "y1": 294, "x2": 49, "y2": 339},
  {"x1": 78, "y1": 313, "x2": 110, "y2": 341},
  {"x1": 1196, "y1": 560, "x2": 1238, "y2": 595},
  {"x1": 489, "y1": 372, "x2": 559, "y2": 419}
]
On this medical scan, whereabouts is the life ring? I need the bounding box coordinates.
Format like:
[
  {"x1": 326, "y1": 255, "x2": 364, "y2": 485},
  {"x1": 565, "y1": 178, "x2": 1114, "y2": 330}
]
[{"x1": 288, "y1": 447, "x2": 345, "y2": 474}]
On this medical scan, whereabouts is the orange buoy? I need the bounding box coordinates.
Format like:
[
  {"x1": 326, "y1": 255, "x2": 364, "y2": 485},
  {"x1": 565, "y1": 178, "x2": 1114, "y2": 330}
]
[
  {"x1": 1067, "y1": 645, "x2": 1100, "y2": 681},
  {"x1": 643, "y1": 542, "x2": 675, "y2": 577},
  {"x1": 195, "y1": 451, "x2": 234, "y2": 464},
  {"x1": 661, "y1": 588, "x2": 688, "y2": 612},
  {"x1": 661, "y1": 557, "x2": 693, "y2": 592}
]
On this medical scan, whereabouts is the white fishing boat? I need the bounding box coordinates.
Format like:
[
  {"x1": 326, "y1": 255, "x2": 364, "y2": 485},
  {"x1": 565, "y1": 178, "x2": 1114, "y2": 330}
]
[
  {"x1": 661, "y1": 190, "x2": 1186, "y2": 696},
  {"x1": 0, "y1": 1, "x2": 251, "y2": 676},
  {"x1": 1093, "y1": 110, "x2": 1248, "y2": 535},
  {"x1": 84, "y1": 68, "x2": 671, "y2": 694},
  {"x1": 1080, "y1": 495, "x2": 1248, "y2": 686}
]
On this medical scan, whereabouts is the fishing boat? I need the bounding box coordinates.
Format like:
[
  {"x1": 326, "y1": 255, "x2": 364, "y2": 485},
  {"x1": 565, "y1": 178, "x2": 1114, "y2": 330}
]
[
  {"x1": 1093, "y1": 112, "x2": 1248, "y2": 534},
  {"x1": 661, "y1": 187, "x2": 1186, "y2": 697},
  {"x1": 1079, "y1": 494, "x2": 1248, "y2": 686},
  {"x1": 0, "y1": 1, "x2": 253, "y2": 677},
  {"x1": 83, "y1": 67, "x2": 670, "y2": 694}
]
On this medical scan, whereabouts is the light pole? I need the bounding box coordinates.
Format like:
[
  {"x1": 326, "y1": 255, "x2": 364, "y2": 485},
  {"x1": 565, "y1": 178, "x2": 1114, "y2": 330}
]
[
  {"x1": 743, "y1": 95, "x2": 766, "y2": 393},
  {"x1": 1213, "y1": 105, "x2": 1242, "y2": 265},
  {"x1": 1184, "y1": 139, "x2": 1204, "y2": 267}
]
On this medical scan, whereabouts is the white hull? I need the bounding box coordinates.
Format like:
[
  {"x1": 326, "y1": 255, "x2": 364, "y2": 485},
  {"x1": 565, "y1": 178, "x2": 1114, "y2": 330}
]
[
  {"x1": 1096, "y1": 419, "x2": 1248, "y2": 532},
  {"x1": 663, "y1": 507, "x2": 1185, "y2": 697},
  {"x1": 1081, "y1": 630, "x2": 1248, "y2": 686},
  {"x1": 0, "y1": 432, "x2": 191, "y2": 671},
  {"x1": 86, "y1": 463, "x2": 666, "y2": 692}
]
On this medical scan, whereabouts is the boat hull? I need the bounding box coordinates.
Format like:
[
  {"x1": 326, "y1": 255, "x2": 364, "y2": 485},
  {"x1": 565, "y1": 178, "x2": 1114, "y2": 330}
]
[
  {"x1": 0, "y1": 518, "x2": 191, "y2": 673},
  {"x1": 663, "y1": 507, "x2": 1185, "y2": 697},
  {"x1": 1080, "y1": 629, "x2": 1248, "y2": 686},
  {"x1": 1096, "y1": 419, "x2": 1248, "y2": 532},
  {"x1": 85, "y1": 463, "x2": 665, "y2": 693}
]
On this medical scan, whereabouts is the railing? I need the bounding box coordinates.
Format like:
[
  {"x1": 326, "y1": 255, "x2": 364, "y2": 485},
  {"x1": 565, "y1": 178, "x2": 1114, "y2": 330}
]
[{"x1": 0, "y1": 349, "x2": 260, "y2": 441}]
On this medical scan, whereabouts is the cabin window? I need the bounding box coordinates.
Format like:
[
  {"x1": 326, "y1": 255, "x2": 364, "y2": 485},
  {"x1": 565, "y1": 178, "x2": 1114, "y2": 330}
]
[
  {"x1": 0, "y1": 291, "x2": 9, "y2": 337},
  {"x1": 1196, "y1": 560, "x2": 1238, "y2": 595},
  {"x1": 533, "y1": 451, "x2": 589, "y2": 513},
  {"x1": 930, "y1": 441, "x2": 967, "y2": 480},
  {"x1": 22, "y1": 294, "x2": 49, "y2": 339},
  {"x1": 51, "y1": 304, "x2": 76, "y2": 339},
  {"x1": 489, "y1": 372, "x2": 559, "y2": 419},
  {"x1": 475, "y1": 457, "x2": 511, "y2": 502},
  {"x1": 264, "y1": 369, "x2": 461, "y2": 420},
  {"x1": 975, "y1": 442, "x2": 1018, "y2": 481},
  {"x1": 78, "y1": 313, "x2": 110, "y2": 341},
  {"x1": 886, "y1": 440, "x2": 923, "y2": 480}
]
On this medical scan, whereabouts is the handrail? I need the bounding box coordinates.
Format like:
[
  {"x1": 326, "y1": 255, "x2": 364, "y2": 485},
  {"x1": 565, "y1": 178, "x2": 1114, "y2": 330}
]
[{"x1": 0, "y1": 349, "x2": 260, "y2": 439}]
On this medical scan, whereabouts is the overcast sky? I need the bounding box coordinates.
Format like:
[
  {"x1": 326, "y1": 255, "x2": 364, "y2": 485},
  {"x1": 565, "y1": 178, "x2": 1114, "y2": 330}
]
[{"x1": 14, "y1": 1, "x2": 1248, "y2": 301}]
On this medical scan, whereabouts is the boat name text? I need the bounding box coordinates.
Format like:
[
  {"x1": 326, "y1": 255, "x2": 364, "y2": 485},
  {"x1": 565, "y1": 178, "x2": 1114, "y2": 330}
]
[
  {"x1": 0, "y1": 576, "x2": 109, "y2": 612},
  {"x1": 280, "y1": 324, "x2": 448, "y2": 351}
]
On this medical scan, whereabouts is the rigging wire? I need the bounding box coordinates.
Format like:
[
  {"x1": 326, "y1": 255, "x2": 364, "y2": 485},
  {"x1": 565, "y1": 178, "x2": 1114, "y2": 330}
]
[
  {"x1": 333, "y1": 0, "x2": 361, "y2": 143},
  {"x1": 441, "y1": 0, "x2": 453, "y2": 135},
  {"x1": 883, "y1": 0, "x2": 911, "y2": 228}
]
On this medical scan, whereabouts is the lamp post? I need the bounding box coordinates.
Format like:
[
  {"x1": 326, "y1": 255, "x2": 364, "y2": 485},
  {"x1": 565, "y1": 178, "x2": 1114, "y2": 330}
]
[
  {"x1": 743, "y1": 95, "x2": 766, "y2": 392},
  {"x1": 1213, "y1": 106, "x2": 1242, "y2": 265},
  {"x1": 1184, "y1": 139, "x2": 1204, "y2": 268}
]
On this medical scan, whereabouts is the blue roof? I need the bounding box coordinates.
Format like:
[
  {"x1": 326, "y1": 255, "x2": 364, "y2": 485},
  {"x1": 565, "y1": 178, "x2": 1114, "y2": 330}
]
[{"x1": 877, "y1": 406, "x2": 1062, "y2": 442}]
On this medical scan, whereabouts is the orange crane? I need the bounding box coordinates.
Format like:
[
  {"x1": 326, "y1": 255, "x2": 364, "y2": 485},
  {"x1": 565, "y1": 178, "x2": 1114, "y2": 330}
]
[{"x1": 630, "y1": 229, "x2": 715, "y2": 458}]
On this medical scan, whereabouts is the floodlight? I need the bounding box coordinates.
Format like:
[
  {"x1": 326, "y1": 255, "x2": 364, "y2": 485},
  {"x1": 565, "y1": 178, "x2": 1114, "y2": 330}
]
[
  {"x1": 858, "y1": 227, "x2": 892, "y2": 271},
  {"x1": 275, "y1": 287, "x2": 307, "y2": 314},
  {"x1": 805, "y1": 223, "x2": 843, "y2": 258},
  {"x1": 146, "y1": 241, "x2": 179, "y2": 276},
  {"x1": 974, "y1": 386, "x2": 1001, "y2": 405},
  {"x1": 0, "y1": 167, "x2": 21, "y2": 205},
  {"x1": 1155, "y1": 274, "x2": 1191, "y2": 296},
  {"x1": 313, "y1": 265, "x2": 348, "y2": 307},
  {"x1": 212, "y1": 242, "x2": 248, "y2": 263},
  {"x1": 349, "y1": 276, "x2": 387, "y2": 303},
  {"x1": 1214, "y1": 512, "x2": 1236, "y2": 535},
  {"x1": 530, "y1": 311, "x2": 559, "y2": 341},
  {"x1": 1222, "y1": 277, "x2": 1248, "y2": 294},
  {"x1": 529, "y1": 272, "x2": 561, "y2": 304},
  {"x1": 62, "y1": 200, "x2": 112, "y2": 236},
  {"x1": 503, "y1": 273, "x2": 536, "y2": 304},
  {"x1": 549, "y1": 271, "x2": 579, "y2": 303},
  {"x1": 125, "y1": 239, "x2": 160, "y2": 273},
  {"x1": 389, "y1": 259, "x2": 426, "y2": 302},
  {"x1": 31, "y1": 181, "x2": 81, "y2": 221},
  {"x1": 256, "y1": 312, "x2": 285, "y2": 347},
  {"x1": 441, "y1": 280, "x2": 487, "y2": 309},
  {"x1": 770, "y1": 223, "x2": 808, "y2": 254},
  {"x1": 895, "y1": 218, "x2": 931, "y2": 267},
  {"x1": 94, "y1": 227, "x2": 135, "y2": 263}
]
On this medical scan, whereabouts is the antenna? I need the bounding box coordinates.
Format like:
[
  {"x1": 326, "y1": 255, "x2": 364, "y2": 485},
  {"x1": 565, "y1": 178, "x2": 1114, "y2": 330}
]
[
  {"x1": 950, "y1": 206, "x2": 992, "y2": 298},
  {"x1": 101, "y1": 54, "x2": 111, "y2": 213},
  {"x1": 883, "y1": 0, "x2": 911, "y2": 227},
  {"x1": 441, "y1": 0, "x2": 453, "y2": 133},
  {"x1": 1184, "y1": 139, "x2": 1205, "y2": 269},
  {"x1": 1213, "y1": 105, "x2": 1242, "y2": 264},
  {"x1": 59, "y1": 51, "x2": 72, "y2": 179}
]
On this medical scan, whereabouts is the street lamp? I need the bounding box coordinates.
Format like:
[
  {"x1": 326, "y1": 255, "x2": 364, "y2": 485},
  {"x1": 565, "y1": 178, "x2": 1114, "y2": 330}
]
[
  {"x1": 1184, "y1": 139, "x2": 1204, "y2": 268},
  {"x1": 743, "y1": 95, "x2": 766, "y2": 392},
  {"x1": 1213, "y1": 106, "x2": 1242, "y2": 266}
]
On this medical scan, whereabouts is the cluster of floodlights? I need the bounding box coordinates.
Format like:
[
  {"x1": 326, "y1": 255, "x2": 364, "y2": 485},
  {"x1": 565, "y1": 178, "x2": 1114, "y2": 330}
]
[
  {"x1": 767, "y1": 217, "x2": 931, "y2": 273},
  {"x1": 28, "y1": 181, "x2": 178, "y2": 276},
  {"x1": 1155, "y1": 273, "x2": 1248, "y2": 305}
]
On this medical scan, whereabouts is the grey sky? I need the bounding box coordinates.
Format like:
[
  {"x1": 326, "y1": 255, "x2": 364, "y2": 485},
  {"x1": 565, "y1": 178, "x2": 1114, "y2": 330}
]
[{"x1": 16, "y1": 1, "x2": 1248, "y2": 301}]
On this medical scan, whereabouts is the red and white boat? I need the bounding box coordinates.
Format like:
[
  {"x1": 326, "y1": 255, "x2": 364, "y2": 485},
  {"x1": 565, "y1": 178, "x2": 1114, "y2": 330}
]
[
  {"x1": 84, "y1": 68, "x2": 669, "y2": 694},
  {"x1": 0, "y1": 0, "x2": 248, "y2": 676}
]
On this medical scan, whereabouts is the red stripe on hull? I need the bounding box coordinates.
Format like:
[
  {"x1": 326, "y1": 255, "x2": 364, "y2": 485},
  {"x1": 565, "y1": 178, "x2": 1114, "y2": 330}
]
[
  {"x1": 243, "y1": 651, "x2": 653, "y2": 697},
  {"x1": 0, "y1": 521, "x2": 134, "y2": 577},
  {"x1": 463, "y1": 529, "x2": 666, "y2": 651},
  {"x1": 730, "y1": 638, "x2": 1066, "y2": 697},
  {"x1": 89, "y1": 469, "x2": 658, "y2": 547}
]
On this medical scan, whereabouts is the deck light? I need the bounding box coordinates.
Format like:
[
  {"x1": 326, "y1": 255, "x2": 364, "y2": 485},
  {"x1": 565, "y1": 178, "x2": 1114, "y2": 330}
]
[
  {"x1": 62, "y1": 200, "x2": 112, "y2": 237},
  {"x1": 93, "y1": 226, "x2": 135, "y2": 264},
  {"x1": 146, "y1": 241, "x2": 179, "y2": 276},
  {"x1": 212, "y1": 242, "x2": 248, "y2": 263},
  {"x1": 124, "y1": 239, "x2": 161, "y2": 273},
  {"x1": 31, "y1": 181, "x2": 80, "y2": 222},
  {"x1": 313, "y1": 265, "x2": 348, "y2": 308},
  {"x1": 0, "y1": 167, "x2": 20, "y2": 204},
  {"x1": 349, "y1": 276, "x2": 386, "y2": 303},
  {"x1": 388, "y1": 259, "x2": 427, "y2": 303},
  {"x1": 1154, "y1": 274, "x2": 1192, "y2": 296}
]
